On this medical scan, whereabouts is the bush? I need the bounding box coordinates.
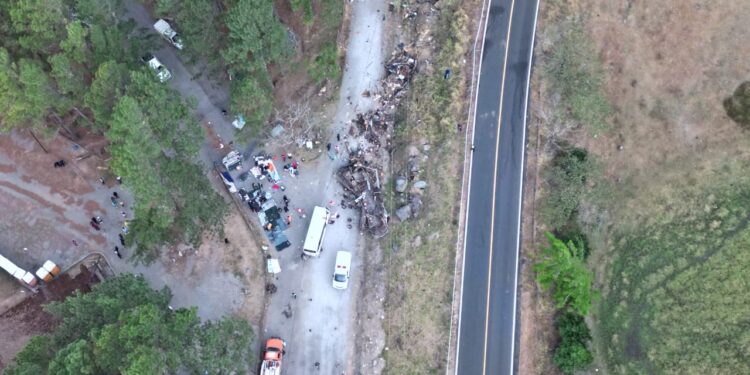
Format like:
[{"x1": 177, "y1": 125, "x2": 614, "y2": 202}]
[
  {"x1": 723, "y1": 81, "x2": 750, "y2": 128},
  {"x1": 553, "y1": 311, "x2": 594, "y2": 374},
  {"x1": 307, "y1": 42, "x2": 340, "y2": 85},
  {"x1": 541, "y1": 146, "x2": 594, "y2": 230},
  {"x1": 535, "y1": 232, "x2": 597, "y2": 315}
]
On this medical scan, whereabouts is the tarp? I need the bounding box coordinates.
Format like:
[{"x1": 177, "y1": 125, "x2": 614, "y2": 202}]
[
  {"x1": 232, "y1": 115, "x2": 246, "y2": 130},
  {"x1": 220, "y1": 171, "x2": 237, "y2": 193},
  {"x1": 266, "y1": 161, "x2": 281, "y2": 182},
  {"x1": 266, "y1": 259, "x2": 281, "y2": 274}
]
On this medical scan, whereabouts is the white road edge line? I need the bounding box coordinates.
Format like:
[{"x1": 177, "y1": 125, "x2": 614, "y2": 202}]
[
  {"x1": 453, "y1": 0, "x2": 491, "y2": 372},
  {"x1": 509, "y1": 0, "x2": 541, "y2": 374}
]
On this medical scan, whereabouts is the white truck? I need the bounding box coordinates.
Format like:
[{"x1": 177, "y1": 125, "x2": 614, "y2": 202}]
[
  {"x1": 153, "y1": 19, "x2": 183, "y2": 50},
  {"x1": 141, "y1": 53, "x2": 172, "y2": 83}
]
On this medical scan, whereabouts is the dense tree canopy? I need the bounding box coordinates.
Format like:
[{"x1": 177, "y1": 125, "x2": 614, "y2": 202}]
[
  {"x1": 5, "y1": 274, "x2": 254, "y2": 375},
  {"x1": 9, "y1": 0, "x2": 67, "y2": 53},
  {"x1": 154, "y1": 0, "x2": 221, "y2": 64},
  {"x1": 222, "y1": 0, "x2": 289, "y2": 70},
  {"x1": 85, "y1": 61, "x2": 130, "y2": 128}
]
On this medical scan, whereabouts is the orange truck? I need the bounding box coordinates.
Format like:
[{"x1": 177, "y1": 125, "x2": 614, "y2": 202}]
[{"x1": 260, "y1": 337, "x2": 285, "y2": 375}]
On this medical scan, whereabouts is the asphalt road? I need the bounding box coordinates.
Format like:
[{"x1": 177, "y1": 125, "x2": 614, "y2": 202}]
[{"x1": 455, "y1": 0, "x2": 540, "y2": 374}]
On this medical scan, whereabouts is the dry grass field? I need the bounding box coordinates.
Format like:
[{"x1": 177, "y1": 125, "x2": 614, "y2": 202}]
[{"x1": 524, "y1": 0, "x2": 750, "y2": 373}]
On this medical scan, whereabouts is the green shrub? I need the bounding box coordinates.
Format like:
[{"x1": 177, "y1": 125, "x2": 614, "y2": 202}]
[
  {"x1": 541, "y1": 146, "x2": 594, "y2": 230},
  {"x1": 723, "y1": 81, "x2": 750, "y2": 128},
  {"x1": 554, "y1": 312, "x2": 594, "y2": 374},
  {"x1": 535, "y1": 232, "x2": 598, "y2": 316},
  {"x1": 307, "y1": 42, "x2": 340, "y2": 85}
]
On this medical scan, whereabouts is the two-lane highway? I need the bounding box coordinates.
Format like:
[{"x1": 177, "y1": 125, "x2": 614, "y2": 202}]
[{"x1": 455, "y1": 0, "x2": 540, "y2": 374}]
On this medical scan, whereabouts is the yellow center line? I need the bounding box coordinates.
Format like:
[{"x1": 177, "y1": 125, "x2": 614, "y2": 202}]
[{"x1": 482, "y1": 0, "x2": 516, "y2": 373}]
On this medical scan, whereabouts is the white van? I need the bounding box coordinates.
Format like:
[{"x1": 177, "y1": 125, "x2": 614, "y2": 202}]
[
  {"x1": 302, "y1": 206, "x2": 329, "y2": 257},
  {"x1": 332, "y1": 251, "x2": 351, "y2": 290}
]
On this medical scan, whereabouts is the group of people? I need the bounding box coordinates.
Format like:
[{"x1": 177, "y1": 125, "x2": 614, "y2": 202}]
[
  {"x1": 104, "y1": 191, "x2": 129, "y2": 258},
  {"x1": 90, "y1": 216, "x2": 103, "y2": 231},
  {"x1": 282, "y1": 195, "x2": 290, "y2": 213},
  {"x1": 53, "y1": 159, "x2": 66, "y2": 168}
]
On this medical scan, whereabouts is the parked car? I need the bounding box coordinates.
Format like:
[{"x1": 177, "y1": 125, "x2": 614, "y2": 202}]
[{"x1": 332, "y1": 251, "x2": 352, "y2": 290}]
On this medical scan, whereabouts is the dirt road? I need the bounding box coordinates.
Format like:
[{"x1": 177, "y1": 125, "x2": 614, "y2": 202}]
[{"x1": 261, "y1": 1, "x2": 388, "y2": 374}]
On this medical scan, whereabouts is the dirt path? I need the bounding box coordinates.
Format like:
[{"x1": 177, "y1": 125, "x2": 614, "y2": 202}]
[{"x1": 260, "y1": 1, "x2": 388, "y2": 374}]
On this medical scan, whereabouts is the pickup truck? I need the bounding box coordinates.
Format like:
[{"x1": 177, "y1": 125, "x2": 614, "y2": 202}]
[
  {"x1": 141, "y1": 53, "x2": 171, "y2": 83},
  {"x1": 260, "y1": 338, "x2": 285, "y2": 375},
  {"x1": 153, "y1": 19, "x2": 183, "y2": 50}
]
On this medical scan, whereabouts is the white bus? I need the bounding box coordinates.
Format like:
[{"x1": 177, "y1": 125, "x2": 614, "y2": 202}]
[{"x1": 302, "y1": 206, "x2": 329, "y2": 256}]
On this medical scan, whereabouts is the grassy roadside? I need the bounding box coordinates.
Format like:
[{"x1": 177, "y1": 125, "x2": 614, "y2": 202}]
[
  {"x1": 382, "y1": 1, "x2": 472, "y2": 373},
  {"x1": 533, "y1": 1, "x2": 750, "y2": 374},
  {"x1": 597, "y1": 160, "x2": 750, "y2": 374}
]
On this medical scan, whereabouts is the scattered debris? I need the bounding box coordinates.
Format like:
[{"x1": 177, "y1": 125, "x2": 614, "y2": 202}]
[
  {"x1": 394, "y1": 176, "x2": 408, "y2": 193},
  {"x1": 382, "y1": 51, "x2": 417, "y2": 108},
  {"x1": 337, "y1": 155, "x2": 389, "y2": 237},
  {"x1": 395, "y1": 205, "x2": 412, "y2": 222},
  {"x1": 333, "y1": 49, "x2": 421, "y2": 236},
  {"x1": 266, "y1": 283, "x2": 278, "y2": 294}
]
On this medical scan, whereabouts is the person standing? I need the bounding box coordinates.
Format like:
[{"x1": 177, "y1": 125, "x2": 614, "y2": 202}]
[{"x1": 114, "y1": 246, "x2": 122, "y2": 259}]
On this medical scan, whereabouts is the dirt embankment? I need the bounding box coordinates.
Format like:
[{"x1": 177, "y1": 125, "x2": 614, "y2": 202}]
[{"x1": 0, "y1": 266, "x2": 100, "y2": 370}]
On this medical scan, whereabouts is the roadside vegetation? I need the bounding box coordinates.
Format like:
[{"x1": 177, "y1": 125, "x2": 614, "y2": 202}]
[
  {"x1": 533, "y1": 3, "x2": 611, "y2": 373},
  {"x1": 307, "y1": 41, "x2": 340, "y2": 85},
  {"x1": 4, "y1": 274, "x2": 254, "y2": 374},
  {"x1": 723, "y1": 80, "x2": 750, "y2": 128},
  {"x1": 383, "y1": 0, "x2": 470, "y2": 373},
  {"x1": 546, "y1": 24, "x2": 611, "y2": 135},
  {"x1": 535, "y1": 1, "x2": 750, "y2": 374},
  {"x1": 599, "y1": 171, "x2": 750, "y2": 374}
]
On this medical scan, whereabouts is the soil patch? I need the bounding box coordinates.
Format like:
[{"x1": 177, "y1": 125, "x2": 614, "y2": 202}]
[{"x1": 0, "y1": 265, "x2": 101, "y2": 369}]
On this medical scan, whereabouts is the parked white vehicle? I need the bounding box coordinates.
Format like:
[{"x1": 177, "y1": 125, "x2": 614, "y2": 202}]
[
  {"x1": 141, "y1": 54, "x2": 172, "y2": 82},
  {"x1": 332, "y1": 251, "x2": 351, "y2": 290},
  {"x1": 302, "y1": 206, "x2": 329, "y2": 257},
  {"x1": 153, "y1": 19, "x2": 183, "y2": 50}
]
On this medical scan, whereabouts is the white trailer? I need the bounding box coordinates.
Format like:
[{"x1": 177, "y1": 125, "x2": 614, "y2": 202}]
[
  {"x1": 153, "y1": 19, "x2": 183, "y2": 50},
  {"x1": 0, "y1": 254, "x2": 38, "y2": 289}
]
